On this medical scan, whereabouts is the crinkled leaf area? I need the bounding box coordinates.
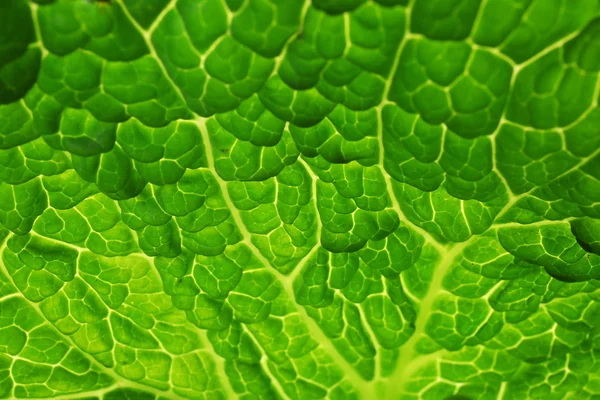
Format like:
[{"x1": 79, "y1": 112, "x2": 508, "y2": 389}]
[{"x1": 0, "y1": 0, "x2": 600, "y2": 399}]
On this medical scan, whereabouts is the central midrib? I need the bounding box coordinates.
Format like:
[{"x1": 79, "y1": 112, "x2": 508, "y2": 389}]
[{"x1": 382, "y1": 240, "x2": 469, "y2": 399}]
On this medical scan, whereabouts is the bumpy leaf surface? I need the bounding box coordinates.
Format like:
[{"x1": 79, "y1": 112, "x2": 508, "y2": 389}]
[{"x1": 1, "y1": 0, "x2": 600, "y2": 399}]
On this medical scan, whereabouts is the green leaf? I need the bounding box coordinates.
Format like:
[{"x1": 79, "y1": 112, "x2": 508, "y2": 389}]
[{"x1": 0, "y1": 0, "x2": 599, "y2": 399}]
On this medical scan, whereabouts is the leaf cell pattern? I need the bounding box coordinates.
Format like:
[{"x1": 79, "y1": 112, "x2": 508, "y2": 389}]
[{"x1": 0, "y1": 0, "x2": 600, "y2": 399}]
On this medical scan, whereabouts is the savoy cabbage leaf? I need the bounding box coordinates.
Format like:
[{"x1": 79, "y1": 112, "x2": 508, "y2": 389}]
[{"x1": 1, "y1": 0, "x2": 600, "y2": 399}]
